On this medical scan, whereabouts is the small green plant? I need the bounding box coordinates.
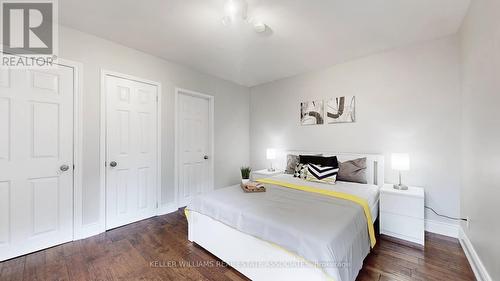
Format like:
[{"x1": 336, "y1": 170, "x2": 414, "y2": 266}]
[{"x1": 240, "y1": 166, "x2": 252, "y2": 179}]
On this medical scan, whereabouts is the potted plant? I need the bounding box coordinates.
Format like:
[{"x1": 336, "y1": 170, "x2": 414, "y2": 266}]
[{"x1": 240, "y1": 166, "x2": 252, "y2": 184}]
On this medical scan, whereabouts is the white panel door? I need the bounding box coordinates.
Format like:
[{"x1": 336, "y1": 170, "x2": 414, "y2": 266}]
[
  {"x1": 105, "y1": 76, "x2": 158, "y2": 230},
  {"x1": 0, "y1": 67, "x2": 74, "y2": 261},
  {"x1": 177, "y1": 92, "x2": 211, "y2": 207}
]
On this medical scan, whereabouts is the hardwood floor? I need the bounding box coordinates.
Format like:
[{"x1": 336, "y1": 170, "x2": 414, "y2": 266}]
[{"x1": 0, "y1": 210, "x2": 475, "y2": 281}]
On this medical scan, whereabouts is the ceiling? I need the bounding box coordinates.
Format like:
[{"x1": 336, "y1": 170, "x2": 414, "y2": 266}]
[{"x1": 60, "y1": 0, "x2": 470, "y2": 87}]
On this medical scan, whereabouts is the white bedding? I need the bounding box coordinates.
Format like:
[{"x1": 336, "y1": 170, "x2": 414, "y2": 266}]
[
  {"x1": 270, "y1": 174, "x2": 380, "y2": 222},
  {"x1": 188, "y1": 174, "x2": 379, "y2": 281}
]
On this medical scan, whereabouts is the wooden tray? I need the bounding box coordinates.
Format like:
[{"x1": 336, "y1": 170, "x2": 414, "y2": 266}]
[{"x1": 240, "y1": 183, "x2": 266, "y2": 193}]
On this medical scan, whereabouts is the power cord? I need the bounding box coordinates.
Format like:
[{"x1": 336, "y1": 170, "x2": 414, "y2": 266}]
[{"x1": 425, "y1": 206, "x2": 468, "y2": 221}]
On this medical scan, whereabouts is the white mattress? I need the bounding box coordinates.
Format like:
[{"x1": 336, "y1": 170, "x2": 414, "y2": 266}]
[{"x1": 269, "y1": 174, "x2": 380, "y2": 222}]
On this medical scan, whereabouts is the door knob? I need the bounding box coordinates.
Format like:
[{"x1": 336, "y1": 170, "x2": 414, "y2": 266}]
[
  {"x1": 204, "y1": 155, "x2": 209, "y2": 160},
  {"x1": 60, "y1": 164, "x2": 70, "y2": 172},
  {"x1": 109, "y1": 161, "x2": 118, "y2": 167}
]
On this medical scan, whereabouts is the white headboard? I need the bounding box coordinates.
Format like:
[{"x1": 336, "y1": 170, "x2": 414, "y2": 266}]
[{"x1": 280, "y1": 151, "x2": 385, "y2": 188}]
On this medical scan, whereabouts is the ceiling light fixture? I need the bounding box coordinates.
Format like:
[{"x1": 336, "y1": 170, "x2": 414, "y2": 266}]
[
  {"x1": 222, "y1": 0, "x2": 248, "y2": 25},
  {"x1": 221, "y1": 0, "x2": 269, "y2": 34},
  {"x1": 253, "y1": 22, "x2": 267, "y2": 33}
]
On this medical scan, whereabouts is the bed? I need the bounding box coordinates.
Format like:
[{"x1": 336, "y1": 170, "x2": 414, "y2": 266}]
[{"x1": 186, "y1": 152, "x2": 384, "y2": 281}]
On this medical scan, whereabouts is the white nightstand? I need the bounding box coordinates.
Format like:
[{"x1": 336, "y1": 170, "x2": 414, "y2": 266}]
[
  {"x1": 251, "y1": 169, "x2": 284, "y2": 180},
  {"x1": 380, "y1": 184, "x2": 425, "y2": 245}
]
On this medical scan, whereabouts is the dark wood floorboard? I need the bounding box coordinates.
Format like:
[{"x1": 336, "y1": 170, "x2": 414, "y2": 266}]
[{"x1": 0, "y1": 210, "x2": 475, "y2": 281}]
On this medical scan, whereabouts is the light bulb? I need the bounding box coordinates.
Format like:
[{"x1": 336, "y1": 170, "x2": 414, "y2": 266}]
[
  {"x1": 222, "y1": 0, "x2": 248, "y2": 24},
  {"x1": 225, "y1": 0, "x2": 237, "y2": 19}
]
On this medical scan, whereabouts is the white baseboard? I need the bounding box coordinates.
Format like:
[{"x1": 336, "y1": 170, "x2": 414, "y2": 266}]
[
  {"x1": 425, "y1": 219, "x2": 459, "y2": 238},
  {"x1": 74, "y1": 222, "x2": 105, "y2": 240},
  {"x1": 12, "y1": 201, "x2": 177, "y2": 261},
  {"x1": 74, "y1": 204, "x2": 178, "y2": 241},
  {"x1": 158, "y1": 202, "x2": 179, "y2": 215},
  {"x1": 459, "y1": 227, "x2": 492, "y2": 281}
]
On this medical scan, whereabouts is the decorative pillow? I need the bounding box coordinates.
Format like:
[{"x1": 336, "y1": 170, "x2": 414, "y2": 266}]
[
  {"x1": 306, "y1": 163, "x2": 339, "y2": 184},
  {"x1": 299, "y1": 155, "x2": 338, "y2": 168},
  {"x1": 285, "y1": 154, "x2": 299, "y2": 174},
  {"x1": 293, "y1": 163, "x2": 309, "y2": 179},
  {"x1": 337, "y1": 157, "x2": 367, "y2": 184},
  {"x1": 286, "y1": 154, "x2": 322, "y2": 174}
]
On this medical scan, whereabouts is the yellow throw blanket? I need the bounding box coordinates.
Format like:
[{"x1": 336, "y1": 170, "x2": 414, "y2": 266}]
[{"x1": 257, "y1": 178, "x2": 376, "y2": 248}]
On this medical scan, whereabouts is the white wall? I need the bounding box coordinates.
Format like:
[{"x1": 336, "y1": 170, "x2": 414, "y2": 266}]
[
  {"x1": 460, "y1": 0, "x2": 500, "y2": 279},
  {"x1": 59, "y1": 26, "x2": 250, "y2": 229},
  {"x1": 250, "y1": 36, "x2": 462, "y2": 225}
]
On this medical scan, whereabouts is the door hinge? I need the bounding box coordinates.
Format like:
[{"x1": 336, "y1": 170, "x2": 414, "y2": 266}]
[
  {"x1": 156, "y1": 202, "x2": 159, "y2": 209},
  {"x1": 73, "y1": 164, "x2": 75, "y2": 170}
]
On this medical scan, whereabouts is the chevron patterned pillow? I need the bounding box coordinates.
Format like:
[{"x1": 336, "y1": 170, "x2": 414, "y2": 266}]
[
  {"x1": 293, "y1": 163, "x2": 309, "y2": 179},
  {"x1": 306, "y1": 163, "x2": 339, "y2": 184}
]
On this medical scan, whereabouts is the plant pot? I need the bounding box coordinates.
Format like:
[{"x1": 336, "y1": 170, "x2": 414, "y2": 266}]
[{"x1": 241, "y1": 179, "x2": 250, "y2": 184}]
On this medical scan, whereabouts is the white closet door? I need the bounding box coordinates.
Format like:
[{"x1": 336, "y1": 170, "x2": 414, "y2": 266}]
[
  {"x1": 105, "y1": 75, "x2": 158, "y2": 230},
  {"x1": 177, "y1": 92, "x2": 211, "y2": 207},
  {"x1": 0, "y1": 67, "x2": 74, "y2": 261}
]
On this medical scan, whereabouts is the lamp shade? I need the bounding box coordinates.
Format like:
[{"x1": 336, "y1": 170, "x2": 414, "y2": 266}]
[
  {"x1": 391, "y1": 153, "x2": 410, "y2": 171},
  {"x1": 266, "y1": 148, "x2": 276, "y2": 160}
]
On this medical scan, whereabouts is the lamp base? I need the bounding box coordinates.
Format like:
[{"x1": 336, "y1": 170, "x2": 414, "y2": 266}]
[{"x1": 393, "y1": 184, "x2": 408, "y2": 190}]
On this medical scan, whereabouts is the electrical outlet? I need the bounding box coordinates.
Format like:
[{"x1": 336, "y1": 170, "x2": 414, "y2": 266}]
[{"x1": 466, "y1": 216, "x2": 471, "y2": 229}]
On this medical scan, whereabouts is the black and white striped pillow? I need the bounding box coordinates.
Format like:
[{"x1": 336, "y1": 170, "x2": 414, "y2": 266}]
[{"x1": 306, "y1": 163, "x2": 339, "y2": 184}]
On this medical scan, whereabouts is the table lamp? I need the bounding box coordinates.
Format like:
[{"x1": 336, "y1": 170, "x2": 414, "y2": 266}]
[
  {"x1": 266, "y1": 148, "x2": 276, "y2": 172},
  {"x1": 392, "y1": 153, "x2": 410, "y2": 190}
]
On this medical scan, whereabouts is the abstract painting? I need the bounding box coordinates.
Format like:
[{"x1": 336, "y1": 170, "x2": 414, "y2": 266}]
[
  {"x1": 300, "y1": 100, "x2": 324, "y2": 125},
  {"x1": 326, "y1": 96, "x2": 355, "y2": 123}
]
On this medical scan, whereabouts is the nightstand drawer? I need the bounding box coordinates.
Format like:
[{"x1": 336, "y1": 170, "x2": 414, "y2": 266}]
[
  {"x1": 381, "y1": 212, "x2": 424, "y2": 245},
  {"x1": 380, "y1": 193, "x2": 424, "y2": 219}
]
